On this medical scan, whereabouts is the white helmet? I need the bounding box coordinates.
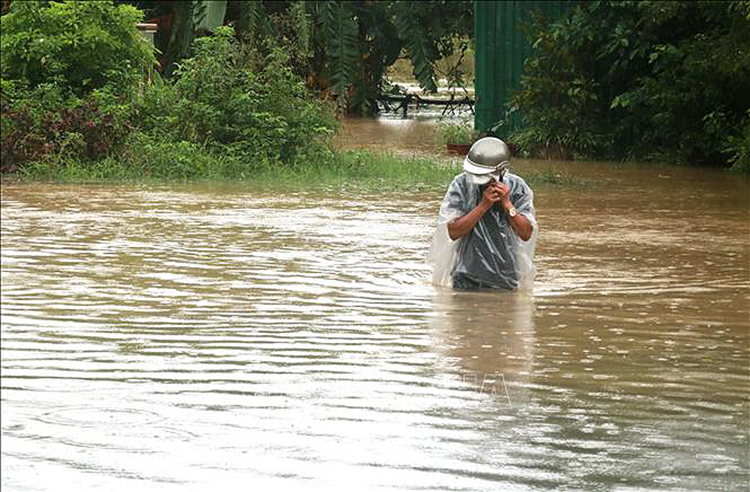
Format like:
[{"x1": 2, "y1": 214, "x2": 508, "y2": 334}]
[{"x1": 463, "y1": 137, "x2": 511, "y2": 184}]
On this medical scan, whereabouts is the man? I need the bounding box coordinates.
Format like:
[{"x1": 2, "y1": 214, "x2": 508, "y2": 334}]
[{"x1": 431, "y1": 137, "x2": 537, "y2": 290}]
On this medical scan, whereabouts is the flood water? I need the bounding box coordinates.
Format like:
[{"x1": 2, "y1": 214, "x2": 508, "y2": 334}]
[{"x1": 2, "y1": 120, "x2": 749, "y2": 491}]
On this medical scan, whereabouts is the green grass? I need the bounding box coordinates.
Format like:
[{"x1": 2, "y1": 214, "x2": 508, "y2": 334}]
[
  {"x1": 526, "y1": 167, "x2": 588, "y2": 187},
  {"x1": 257, "y1": 150, "x2": 465, "y2": 191},
  {"x1": 17, "y1": 147, "x2": 462, "y2": 190},
  {"x1": 15, "y1": 145, "x2": 583, "y2": 191}
]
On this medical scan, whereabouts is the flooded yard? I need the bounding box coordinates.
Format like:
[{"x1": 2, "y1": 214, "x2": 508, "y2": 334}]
[{"x1": 2, "y1": 120, "x2": 749, "y2": 490}]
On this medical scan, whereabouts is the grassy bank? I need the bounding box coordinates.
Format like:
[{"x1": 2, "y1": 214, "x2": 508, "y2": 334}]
[
  {"x1": 13, "y1": 148, "x2": 583, "y2": 191},
  {"x1": 16, "y1": 149, "x2": 463, "y2": 191}
]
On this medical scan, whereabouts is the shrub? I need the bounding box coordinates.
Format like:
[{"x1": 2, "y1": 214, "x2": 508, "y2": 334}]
[
  {"x1": 1, "y1": 81, "x2": 133, "y2": 173},
  {"x1": 725, "y1": 111, "x2": 750, "y2": 174},
  {"x1": 506, "y1": 1, "x2": 750, "y2": 166},
  {"x1": 0, "y1": 0, "x2": 154, "y2": 95},
  {"x1": 505, "y1": 6, "x2": 610, "y2": 160},
  {"x1": 135, "y1": 26, "x2": 338, "y2": 166},
  {"x1": 435, "y1": 118, "x2": 478, "y2": 146},
  {"x1": 0, "y1": 0, "x2": 152, "y2": 173}
]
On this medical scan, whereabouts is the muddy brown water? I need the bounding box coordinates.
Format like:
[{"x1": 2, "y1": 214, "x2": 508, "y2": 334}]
[{"x1": 2, "y1": 119, "x2": 749, "y2": 490}]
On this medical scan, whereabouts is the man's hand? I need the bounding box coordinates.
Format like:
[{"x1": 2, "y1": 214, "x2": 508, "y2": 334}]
[
  {"x1": 481, "y1": 181, "x2": 508, "y2": 209},
  {"x1": 451, "y1": 181, "x2": 508, "y2": 240},
  {"x1": 488, "y1": 181, "x2": 533, "y2": 241},
  {"x1": 482, "y1": 181, "x2": 511, "y2": 210},
  {"x1": 490, "y1": 181, "x2": 533, "y2": 241},
  {"x1": 493, "y1": 181, "x2": 512, "y2": 209}
]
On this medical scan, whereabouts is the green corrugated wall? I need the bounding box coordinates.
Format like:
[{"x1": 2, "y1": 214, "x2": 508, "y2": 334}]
[{"x1": 474, "y1": 0, "x2": 572, "y2": 135}]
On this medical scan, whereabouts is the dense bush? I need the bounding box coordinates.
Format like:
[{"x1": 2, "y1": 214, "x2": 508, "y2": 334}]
[
  {"x1": 0, "y1": 0, "x2": 154, "y2": 94},
  {"x1": 135, "y1": 26, "x2": 338, "y2": 167},
  {"x1": 435, "y1": 118, "x2": 479, "y2": 149},
  {"x1": 507, "y1": 1, "x2": 750, "y2": 170},
  {"x1": 725, "y1": 110, "x2": 750, "y2": 173},
  {"x1": 1, "y1": 1, "x2": 336, "y2": 176},
  {"x1": 0, "y1": 0, "x2": 150, "y2": 172},
  {"x1": 0, "y1": 81, "x2": 134, "y2": 173}
]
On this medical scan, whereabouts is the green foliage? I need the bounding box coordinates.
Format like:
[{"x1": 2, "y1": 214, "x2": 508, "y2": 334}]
[
  {"x1": 261, "y1": 150, "x2": 462, "y2": 191},
  {"x1": 22, "y1": 133, "x2": 257, "y2": 182},
  {"x1": 192, "y1": 0, "x2": 226, "y2": 34},
  {"x1": 0, "y1": 6, "x2": 335, "y2": 176},
  {"x1": 603, "y1": 2, "x2": 750, "y2": 166},
  {"x1": 235, "y1": 0, "x2": 264, "y2": 41},
  {"x1": 121, "y1": 1, "x2": 472, "y2": 115},
  {"x1": 725, "y1": 110, "x2": 750, "y2": 173},
  {"x1": 1, "y1": 80, "x2": 134, "y2": 173},
  {"x1": 135, "y1": 25, "x2": 337, "y2": 166},
  {"x1": 0, "y1": 0, "x2": 152, "y2": 172},
  {"x1": 116, "y1": 134, "x2": 246, "y2": 180},
  {"x1": 306, "y1": 0, "x2": 473, "y2": 114},
  {"x1": 312, "y1": 1, "x2": 359, "y2": 105},
  {"x1": 392, "y1": 4, "x2": 438, "y2": 93},
  {"x1": 0, "y1": 0, "x2": 154, "y2": 94},
  {"x1": 154, "y1": 0, "x2": 227, "y2": 76},
  {"x1": 503, "y1": 5, "x2": 608, "y2": 159},
  {"x1": 435, "y1": 119, "x2": 478, "y2": 145},
  {"x1": 507, "y1": 1, "x2": 750, "y2": 167},
  {"x1": 19, "y1": 145, "x2": 463, "y2": 190},
  {"x1": 159, "y1": 1, "x2": 195, "y2": 76},
  {"x1": 1, "y1": 0, "x2": 477, "y2": 180},
  {"x1": 18, "y1": 145, "x2": 584, "y2": 189}
]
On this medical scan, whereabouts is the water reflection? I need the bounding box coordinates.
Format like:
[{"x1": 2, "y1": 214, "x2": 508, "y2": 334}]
[
  {"x1": 431, "y1": 290, "x2": 535, "y2": 406},
  {"x1": 333, "y1": 116, "x2": 443, "y2": 156}
]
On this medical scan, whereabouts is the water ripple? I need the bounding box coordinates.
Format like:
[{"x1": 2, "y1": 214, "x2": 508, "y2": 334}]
[{"x1": 2, "y1": 181, "x2": 748, "y2": 491}]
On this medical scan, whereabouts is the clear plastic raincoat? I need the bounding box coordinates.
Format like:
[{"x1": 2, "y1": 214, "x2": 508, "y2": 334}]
[{"x1": 429, "y1": 172, "x2": 537, "y2": 291}]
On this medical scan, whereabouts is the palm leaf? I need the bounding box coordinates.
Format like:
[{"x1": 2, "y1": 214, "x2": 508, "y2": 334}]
[
  {"x1": 164, "y1": 1, "x2": 195, "y2": 75},
  {"x1": 289, "y1": 1, "x2": 311, "y2": 56},
  {"x1": 192, "y1": 0, "x2": 227, "y2": 34},
  {"x1": 236, "y1": 0, "x2": 264, "y2": 40},
  {"x1": 393, "y1": 3, "x2": 438, "y2": 93},
  {"x1": 317, "y1": 1, "x2": 360, "y2": 100}
]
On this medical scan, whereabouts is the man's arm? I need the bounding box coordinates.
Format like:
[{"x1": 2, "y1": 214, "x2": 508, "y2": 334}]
[
  {"x1": 504, "y1": 201, "x2": 533, "y2": 241},
  {"x1": 497, "y1": 182, "x2": 533, "y2": 241}
]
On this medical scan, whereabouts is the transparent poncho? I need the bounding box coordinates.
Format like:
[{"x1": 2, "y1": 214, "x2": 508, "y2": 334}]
[{"x1": 429, "y1": 172, "x2": 538, "y2": 291}]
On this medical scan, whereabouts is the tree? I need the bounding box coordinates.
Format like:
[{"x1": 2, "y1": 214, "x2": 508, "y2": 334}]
[
  {"x1": 121, "y1": 0, "x2": 473, "y2": 114},
  {"x1": 310, "y1": 0, "x2": 473, "y2": 114},
  {"x1": 507, "y1": 0, "x2": 750, "y2": 167}
]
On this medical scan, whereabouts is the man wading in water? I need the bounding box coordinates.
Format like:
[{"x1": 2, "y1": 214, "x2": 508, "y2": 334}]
[{"x1": 430, "y1": 137, "x2": 538, "y2": 290}]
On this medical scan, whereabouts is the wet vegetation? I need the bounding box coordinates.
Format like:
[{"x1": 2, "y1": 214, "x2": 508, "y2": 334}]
[
  {"x1": 1, "y1": 1, "x2": 747, "y2": 183},
  {"x1": 504, "y1": 1, "x2": 750, "y2": 172},
  {"x1": 1, "y1": 0, "x2": 476, "y2": 185},
  {"x1": 1, "y1": 2, "x2": 336, "y2": 180},
  {"x1": 18, "y1": 148, "x2": 466, "y2": 190}
]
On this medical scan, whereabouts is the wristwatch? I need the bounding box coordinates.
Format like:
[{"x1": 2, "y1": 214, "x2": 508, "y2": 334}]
[{"x1": 507, "y1": 205, "x2": 518, "y2": 217}]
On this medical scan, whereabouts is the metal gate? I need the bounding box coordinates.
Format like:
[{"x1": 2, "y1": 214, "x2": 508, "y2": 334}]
[{"x1": 474, "y1": 0, "x2": 572, "y2": 135}]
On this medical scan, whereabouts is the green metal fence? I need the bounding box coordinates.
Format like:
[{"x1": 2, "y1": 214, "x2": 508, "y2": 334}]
[{"x1": 474, "y1": 0, "x2": 572, "y2": 135}]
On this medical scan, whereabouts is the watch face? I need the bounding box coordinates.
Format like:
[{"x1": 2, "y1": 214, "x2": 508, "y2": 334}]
[{"x1": 509, "y1": 207, "x2": 517, "y2": 217}]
